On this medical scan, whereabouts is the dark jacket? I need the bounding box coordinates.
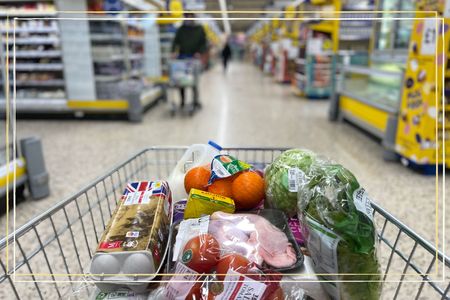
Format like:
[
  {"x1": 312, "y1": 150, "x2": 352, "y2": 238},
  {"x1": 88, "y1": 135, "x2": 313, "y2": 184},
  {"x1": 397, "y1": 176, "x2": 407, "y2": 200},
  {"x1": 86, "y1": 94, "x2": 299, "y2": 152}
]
[
  {"x1": 172, "y1": 24, "x2": 207, "y2": 56},
  {"x1": 222, "y1": 44, "x2": 232, "y2": 59}
]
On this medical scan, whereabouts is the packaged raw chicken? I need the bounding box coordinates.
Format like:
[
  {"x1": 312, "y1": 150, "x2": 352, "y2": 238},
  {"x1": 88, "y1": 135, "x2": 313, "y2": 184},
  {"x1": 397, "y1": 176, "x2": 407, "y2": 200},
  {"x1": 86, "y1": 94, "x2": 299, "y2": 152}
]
[{"x1": 162, "y1": 210, "x2": 304, "y2": 300}]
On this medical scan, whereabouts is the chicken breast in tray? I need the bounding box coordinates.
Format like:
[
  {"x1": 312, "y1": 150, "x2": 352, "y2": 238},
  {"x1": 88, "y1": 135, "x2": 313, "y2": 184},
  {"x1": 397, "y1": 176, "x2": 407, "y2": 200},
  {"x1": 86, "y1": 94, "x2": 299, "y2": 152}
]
[{"x1": 209, "y1": 211, "x2": 298, "y2": 269}]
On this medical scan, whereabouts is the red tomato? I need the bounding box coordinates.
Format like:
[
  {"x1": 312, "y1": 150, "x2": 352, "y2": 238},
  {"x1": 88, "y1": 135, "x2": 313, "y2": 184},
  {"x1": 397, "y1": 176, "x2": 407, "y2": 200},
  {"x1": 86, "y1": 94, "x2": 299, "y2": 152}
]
[
  {"x1": 182, "y1": 234, "x2": 220, "y2": 273},
  {"x1": 215, "y1": 253, "x2": 250, "y2": 281}
]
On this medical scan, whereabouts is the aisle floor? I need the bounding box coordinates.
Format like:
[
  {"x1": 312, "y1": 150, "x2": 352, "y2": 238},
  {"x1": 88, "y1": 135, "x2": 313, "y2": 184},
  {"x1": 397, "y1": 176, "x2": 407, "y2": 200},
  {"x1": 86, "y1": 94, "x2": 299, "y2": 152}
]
[{"x1": 0, "y1": 62, "x2": 448, "y2": 296}]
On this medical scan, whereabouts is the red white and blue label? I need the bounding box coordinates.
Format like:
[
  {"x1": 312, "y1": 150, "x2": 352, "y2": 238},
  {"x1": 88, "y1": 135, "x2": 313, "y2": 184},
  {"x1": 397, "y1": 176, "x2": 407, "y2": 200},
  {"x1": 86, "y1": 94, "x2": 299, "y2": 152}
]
[{"x1": 122, "y1": 181, "x2": 168, "y2": 206}]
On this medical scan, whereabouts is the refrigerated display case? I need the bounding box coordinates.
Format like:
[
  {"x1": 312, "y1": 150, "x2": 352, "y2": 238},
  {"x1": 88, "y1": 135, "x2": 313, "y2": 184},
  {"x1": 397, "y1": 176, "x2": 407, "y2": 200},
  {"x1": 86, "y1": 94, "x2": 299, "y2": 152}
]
[
  {"x1": 338, "y1": 65, "x2": 403, "y2": 139},
  {"x1": 332, "y1": 0, "x2": 448, "y2": 173}
]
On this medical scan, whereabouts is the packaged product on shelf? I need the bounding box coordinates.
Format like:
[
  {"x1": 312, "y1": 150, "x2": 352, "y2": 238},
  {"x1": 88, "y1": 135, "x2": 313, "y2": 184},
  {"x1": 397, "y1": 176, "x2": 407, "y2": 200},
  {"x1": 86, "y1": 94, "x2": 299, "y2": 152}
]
[
  {"x1": 89, "y1": 181, "x2": 172, "y2": 292},
  {"x1": 296, "y1": 161, "x2": 382, "y2": 300}
]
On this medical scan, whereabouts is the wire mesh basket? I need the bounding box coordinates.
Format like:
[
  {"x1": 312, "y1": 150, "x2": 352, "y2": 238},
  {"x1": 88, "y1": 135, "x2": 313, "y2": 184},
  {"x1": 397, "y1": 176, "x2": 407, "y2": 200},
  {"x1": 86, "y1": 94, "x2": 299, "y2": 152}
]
[
  {"x1": 0, "y1": 147, "x2": 448, "y2": 299},
  {"x1": 168, "y1": 59, "x2": 201, "y2": 87}
]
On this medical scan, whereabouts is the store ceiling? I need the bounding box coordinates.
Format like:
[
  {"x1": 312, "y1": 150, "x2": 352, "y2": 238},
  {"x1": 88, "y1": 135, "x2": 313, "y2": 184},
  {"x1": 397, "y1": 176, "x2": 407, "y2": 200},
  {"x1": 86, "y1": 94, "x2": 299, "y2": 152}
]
[{"x1": 204, "y1": 0, "x2": 273, "y2": 33}]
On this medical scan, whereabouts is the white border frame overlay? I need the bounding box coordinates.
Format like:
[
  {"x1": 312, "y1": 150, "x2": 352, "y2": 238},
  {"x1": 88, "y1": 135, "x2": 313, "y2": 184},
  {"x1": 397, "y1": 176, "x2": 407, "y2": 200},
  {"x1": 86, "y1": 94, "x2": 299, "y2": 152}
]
[{"x1": 2, "y1": 9, "x2": 447, "y2": 290}]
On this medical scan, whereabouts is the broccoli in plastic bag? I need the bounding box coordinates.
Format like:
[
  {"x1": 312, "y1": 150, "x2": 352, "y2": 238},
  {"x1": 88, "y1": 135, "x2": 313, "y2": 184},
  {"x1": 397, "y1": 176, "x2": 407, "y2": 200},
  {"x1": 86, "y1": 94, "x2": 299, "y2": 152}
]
[{"x1": 297, "y1": 162, "x2": 382, "y2": 300}]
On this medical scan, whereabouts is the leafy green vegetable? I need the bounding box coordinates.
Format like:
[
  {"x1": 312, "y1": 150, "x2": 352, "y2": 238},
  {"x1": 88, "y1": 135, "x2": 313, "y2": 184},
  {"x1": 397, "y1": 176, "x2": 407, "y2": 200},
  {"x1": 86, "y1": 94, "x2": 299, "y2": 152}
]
[
  {"x1": 298, "y1": 162, "x2": 382, "y2": 300},
  {"x1": 264, "y1": 149, "x2": 317, "y2": 217},
  {"x1": 266, "y1": 149, "x2": 382, "y2": 299}
]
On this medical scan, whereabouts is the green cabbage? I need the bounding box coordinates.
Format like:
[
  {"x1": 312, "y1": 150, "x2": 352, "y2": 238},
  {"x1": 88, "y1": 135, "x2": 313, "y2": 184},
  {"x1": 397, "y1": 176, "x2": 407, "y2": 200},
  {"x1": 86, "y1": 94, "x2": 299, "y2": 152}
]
[{"x1": 264, "y1": 149, "x2": 317, "y2": 217}]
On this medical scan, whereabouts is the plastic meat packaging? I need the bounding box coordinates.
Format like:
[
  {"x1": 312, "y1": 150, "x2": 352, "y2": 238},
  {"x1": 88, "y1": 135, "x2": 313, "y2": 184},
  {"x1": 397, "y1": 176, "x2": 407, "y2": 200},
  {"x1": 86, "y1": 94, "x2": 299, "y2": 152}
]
[
  {"x1": 295, "y1": 158, "x2": 382, "y2": 300},
  {"x1": 163, "y1": 209, "x2": 304, "y2": 300},
  {"x1": 89, "y1": 181, "x2": 172, "y2": 293}
]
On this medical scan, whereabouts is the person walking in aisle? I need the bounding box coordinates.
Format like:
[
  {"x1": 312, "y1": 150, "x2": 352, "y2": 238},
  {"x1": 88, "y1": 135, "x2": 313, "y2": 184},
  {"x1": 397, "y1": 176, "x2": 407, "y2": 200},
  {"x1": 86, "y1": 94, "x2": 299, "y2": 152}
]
[
  {"x1": 221, "y1": 42, "x2": 232, "y2": 72},
  {"x1": 172, "y1": 12, "x2": 207, "y2": 109}
]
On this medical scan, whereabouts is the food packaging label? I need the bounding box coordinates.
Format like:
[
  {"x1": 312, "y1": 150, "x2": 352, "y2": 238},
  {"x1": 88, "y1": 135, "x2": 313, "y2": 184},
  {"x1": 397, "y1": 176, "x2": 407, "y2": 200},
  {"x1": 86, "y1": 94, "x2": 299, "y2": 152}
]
[
  {"x1": 172, "y1": 215, "x2": 210, "y2": 261},
  {"x1": 288, "y1": 216, "x2": 305, "y2": 245},
  {"x1": 165, "y1": 262, "x2": 200, "y2": 300},
  {"x1": 173, "y1": 199, "x2": 187, "y2": 224},
  {"x1": 305, "y1": 216, "x2": 341, "y2": 300},
  {"x1": 287, "y1": 167, "x2": 300, "y2": 192},
  {"x1": 97, "y1": 181, "x2": 170, "y2": 253},
  {"x1": 217, "y1": 270, "x2": 267, "y2": 300},
  {"x1": 208, "y1": 155, "x2": 251, "y2": 184},
  {"x1": 184, "y1": 189, "x2": 235, "y2": 219},
  {"x1": 352, "y1": 188, "x2": 374, "y2": 221}
]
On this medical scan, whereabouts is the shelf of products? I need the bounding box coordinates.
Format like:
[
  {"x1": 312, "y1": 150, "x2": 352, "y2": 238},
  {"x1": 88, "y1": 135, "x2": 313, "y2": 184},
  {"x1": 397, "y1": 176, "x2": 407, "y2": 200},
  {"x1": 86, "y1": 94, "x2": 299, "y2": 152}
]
[
  {"x1": 158, "y1": 24, "x2": 176, "y2": 75},
  {"x1": 0, "y1": 12, "x2": 66, "y2": 101}
]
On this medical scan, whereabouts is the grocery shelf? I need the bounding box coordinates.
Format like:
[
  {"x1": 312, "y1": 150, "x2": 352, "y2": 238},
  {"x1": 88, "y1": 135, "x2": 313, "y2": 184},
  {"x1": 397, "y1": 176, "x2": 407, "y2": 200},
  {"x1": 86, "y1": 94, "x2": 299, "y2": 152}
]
[
  {"x1": 5, "y1": 37, "x2": 59, "y2": 45},
  {"x1": 11, "y1": 63, "x2": 63, "y2": 71},
  {"x1": 0, "y1": 98, "x2": 68, "y2": 112},
  {"x1": 93, "y1": 54, "x2": 125, "y2": 63},
  {"x1": 129, "y1": 53, "x2": 143, "y2": 60},
  {"x1": 0, "y1": 11, "x2": 57, "y2": 17},
  {"x1": 91, "y1": 33, "x2": 124, "y2": 42},
  {"x1": 1, "y1": 27, "x2": 58, "y2": 34},
  {"x1": 2, "y1": 79, "x2": 65, "y2": 87},
  {"x1": 339, "y1": 33, "x2": 371, "y2": 41},
  {"x1": 128, "y1": 36, "x2": 145, "y2": 43},
  {"x1": 95, "y1": 74, "x2": 125, "y2": 82},
  {"x1": 9, "y1": 50, "x2": 62, "y2": 58}
]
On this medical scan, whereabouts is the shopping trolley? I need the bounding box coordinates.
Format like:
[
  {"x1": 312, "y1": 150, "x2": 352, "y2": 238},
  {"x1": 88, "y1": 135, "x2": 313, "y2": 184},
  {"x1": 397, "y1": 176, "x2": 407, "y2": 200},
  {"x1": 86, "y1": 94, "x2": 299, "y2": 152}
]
[
  {"x1": 0, "y1": 147, "x2": 448, "y2": 299},
  {"x1": 167, "y1": 59, "x2": 201, "y2": 116}
]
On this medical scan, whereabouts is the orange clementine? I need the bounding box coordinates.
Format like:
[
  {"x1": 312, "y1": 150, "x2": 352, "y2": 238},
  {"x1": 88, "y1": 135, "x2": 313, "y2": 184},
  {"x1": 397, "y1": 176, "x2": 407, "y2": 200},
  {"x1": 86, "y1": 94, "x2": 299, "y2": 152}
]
[
  {"x1": 207, "y1": 177, "x2": 234, "y2": 198},
  {"x1": 231, "y1": 171, "x2": 265, "y2": 210},
  {"x1": 184, "y1": 165, "x2": 211, "y2": 194}
]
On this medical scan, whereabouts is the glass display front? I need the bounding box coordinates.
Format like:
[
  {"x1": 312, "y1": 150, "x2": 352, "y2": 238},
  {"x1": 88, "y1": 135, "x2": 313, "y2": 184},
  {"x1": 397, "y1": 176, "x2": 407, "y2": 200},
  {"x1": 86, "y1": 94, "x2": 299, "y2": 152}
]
[{"x1": 341, "y1": 65, "x2": 403, "y2": 111}]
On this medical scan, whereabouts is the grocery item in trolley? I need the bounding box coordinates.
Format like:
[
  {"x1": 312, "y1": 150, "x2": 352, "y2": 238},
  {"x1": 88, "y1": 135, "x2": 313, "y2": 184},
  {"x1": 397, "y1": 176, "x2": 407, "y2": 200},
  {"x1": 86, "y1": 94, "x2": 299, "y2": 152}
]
[
  {"x1": 183, "y1": 188, "x2": 235, "y2": 219},
  {"x1": 164, "y1": 209, "x2": 303, "y2": 300},
  {"x1": 266, "y1": 149, "x2": 382, "y2": 300},
  {"x1": 89, "y1": 181, "x2": 172, "y2": 292},
  {"x1": 167, "y1": 141, "x2": 222, "y2": 203}
]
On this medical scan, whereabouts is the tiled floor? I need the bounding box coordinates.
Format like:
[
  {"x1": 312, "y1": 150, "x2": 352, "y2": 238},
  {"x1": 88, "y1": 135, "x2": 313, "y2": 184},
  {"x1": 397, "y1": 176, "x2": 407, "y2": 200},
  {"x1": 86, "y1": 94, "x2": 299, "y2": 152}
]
[{"x1": 0, "y1": 62, "x2": 448, "y2": 299}]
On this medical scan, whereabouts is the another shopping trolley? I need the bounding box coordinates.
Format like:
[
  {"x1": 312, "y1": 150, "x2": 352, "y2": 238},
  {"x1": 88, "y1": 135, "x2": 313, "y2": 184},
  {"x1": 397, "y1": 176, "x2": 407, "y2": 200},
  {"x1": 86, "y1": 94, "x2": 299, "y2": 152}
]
[
  {"x1": 0, "y1": 147, "x2": 448, "y2": 299},
  {"x1": 167, "y1": 59, "x2": 201, "y2": 116}
]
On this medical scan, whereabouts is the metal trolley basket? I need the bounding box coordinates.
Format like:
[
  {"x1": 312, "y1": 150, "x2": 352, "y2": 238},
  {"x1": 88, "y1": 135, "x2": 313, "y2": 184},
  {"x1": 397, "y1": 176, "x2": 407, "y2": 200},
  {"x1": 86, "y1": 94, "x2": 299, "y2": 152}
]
[
  {"x1": 0, "y1": 147, "x2": 448, "y2": 299},
  {"x1": 167, "y1": 59, "x2": 202, "y2": 116}
]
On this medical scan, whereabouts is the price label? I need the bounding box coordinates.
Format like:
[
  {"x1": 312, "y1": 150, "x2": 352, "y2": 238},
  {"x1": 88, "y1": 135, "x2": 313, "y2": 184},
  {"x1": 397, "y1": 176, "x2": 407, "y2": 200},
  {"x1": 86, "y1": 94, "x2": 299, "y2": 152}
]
[{"x1": 420, "y1": 19, "x2": 437, "y2": 56}]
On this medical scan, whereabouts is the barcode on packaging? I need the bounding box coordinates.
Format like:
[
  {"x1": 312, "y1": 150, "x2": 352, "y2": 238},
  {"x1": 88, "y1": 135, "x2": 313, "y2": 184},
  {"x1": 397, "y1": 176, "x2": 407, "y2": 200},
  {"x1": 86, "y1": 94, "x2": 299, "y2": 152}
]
[{"x1": 288, "y1": 168, "x2": 300, "y2": 192}]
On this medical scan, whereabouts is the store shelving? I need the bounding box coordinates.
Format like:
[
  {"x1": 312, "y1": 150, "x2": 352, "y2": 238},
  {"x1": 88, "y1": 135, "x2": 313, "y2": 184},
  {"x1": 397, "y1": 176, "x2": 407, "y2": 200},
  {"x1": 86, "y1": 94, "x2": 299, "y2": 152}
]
[
  {"x1": 0, "y1": 1, "x2": 67, "y2": 101},
  {"x1": 0, "y1": 0, "x2": 166, "y2": 121}
]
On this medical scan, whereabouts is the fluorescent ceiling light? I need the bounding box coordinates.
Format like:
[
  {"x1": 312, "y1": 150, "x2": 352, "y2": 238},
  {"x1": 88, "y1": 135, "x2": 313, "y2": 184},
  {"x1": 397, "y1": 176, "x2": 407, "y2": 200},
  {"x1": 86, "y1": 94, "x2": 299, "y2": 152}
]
[{"x1": 218, "y1": 0, "x2": 231, "y2": 34}]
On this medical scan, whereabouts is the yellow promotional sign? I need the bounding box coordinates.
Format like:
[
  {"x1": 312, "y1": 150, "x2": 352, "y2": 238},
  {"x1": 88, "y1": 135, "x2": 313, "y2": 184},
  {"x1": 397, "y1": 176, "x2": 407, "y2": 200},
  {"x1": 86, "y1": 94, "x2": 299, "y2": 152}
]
[{"x1": 395, "y1": 17, "x2": 450, "y2": 165}]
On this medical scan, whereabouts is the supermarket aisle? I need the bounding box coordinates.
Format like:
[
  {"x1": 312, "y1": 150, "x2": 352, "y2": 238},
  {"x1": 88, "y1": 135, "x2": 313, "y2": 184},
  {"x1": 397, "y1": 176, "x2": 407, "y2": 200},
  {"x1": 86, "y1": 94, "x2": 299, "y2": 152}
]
[{"x1": 1, "y1": 62, "x2": 447, "y2": 249}]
